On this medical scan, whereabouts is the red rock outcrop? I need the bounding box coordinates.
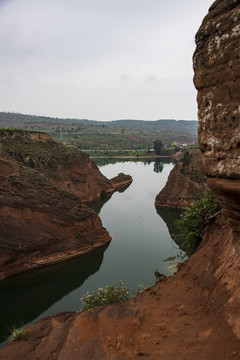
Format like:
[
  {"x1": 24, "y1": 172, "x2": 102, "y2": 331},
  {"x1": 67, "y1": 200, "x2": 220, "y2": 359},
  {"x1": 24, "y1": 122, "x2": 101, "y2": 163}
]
[
  {"x1": 193, "y1": 0, "x2": 240, "y2": 228},
  {"x1": 1, "y1": 1, "x2": 240, "y2": 358},
  {"x1": 155, "y1": 150, "x2": 207, "y2": 208},
  {"x1": 0, "y1": 130, "x2": 132, "y2": 280}
]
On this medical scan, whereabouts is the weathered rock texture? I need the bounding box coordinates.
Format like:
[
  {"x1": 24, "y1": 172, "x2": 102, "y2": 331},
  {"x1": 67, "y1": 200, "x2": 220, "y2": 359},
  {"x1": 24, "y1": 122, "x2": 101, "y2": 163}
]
[
  {"x1": 193, "y1": 0, "x2": 240, "y2": 228},
  {"x1": 0, "y1": 130, "x2": 132, "y2": 280},
  {"x1": 155, "y1": 150, "x2": 207, "y2": 208},
  {"x1": 1, "y1": 1, "x2": 240, "y2": 358}
]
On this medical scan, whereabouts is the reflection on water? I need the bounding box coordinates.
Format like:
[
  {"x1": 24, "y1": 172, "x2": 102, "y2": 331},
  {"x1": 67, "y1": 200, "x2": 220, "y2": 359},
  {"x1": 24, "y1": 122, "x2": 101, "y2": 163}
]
[
  {"x1": 0, "y1": 246, "x2": 107, "y2": 345},
  {"x1": 91, "y1": 156, "x2": 175, "y2": 167},
  {"x1": 155, "y1": 206, "x2": 185, "y2": 250},
  {"x1": 154, "y1": 159, "x2": 164, "y2": 173},
  {"x1": 88, "y1": 183, "x2": 132, "y2": 214}
]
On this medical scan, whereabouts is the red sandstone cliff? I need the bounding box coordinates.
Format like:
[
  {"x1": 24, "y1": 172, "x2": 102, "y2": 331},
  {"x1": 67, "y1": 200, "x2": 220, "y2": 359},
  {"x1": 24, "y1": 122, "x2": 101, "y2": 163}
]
[
  {"x1": 155, "y1": 149, "x2": 207, "y2": 208},
  {"x1": 0, "y1": 1, "x2": 240, "y2": 358},
  {"x1": 193, "y1": 0, "x2": 240, "y2": 231},
  {"x1": 0, "y1": 130, "x2": 132, "y2": 280}
]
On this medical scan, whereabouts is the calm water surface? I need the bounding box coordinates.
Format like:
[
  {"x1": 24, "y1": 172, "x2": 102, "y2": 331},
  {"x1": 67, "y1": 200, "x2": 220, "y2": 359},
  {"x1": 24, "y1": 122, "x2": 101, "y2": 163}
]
[{"x1": 0, "y1": 158, "x2": 182, "y2": 347}]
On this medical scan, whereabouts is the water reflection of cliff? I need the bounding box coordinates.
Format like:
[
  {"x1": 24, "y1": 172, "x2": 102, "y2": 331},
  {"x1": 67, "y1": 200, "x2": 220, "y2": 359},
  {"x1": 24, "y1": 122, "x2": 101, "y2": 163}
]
[
  {"x1": 88, "y1": 182, "x2": 132, "y2": 214},
  {"x1": 155, "y1": 206, "x2": 185, "y2": 250},
  {"x1": 0, "y1": 246, "x2": 107, "y2": 344},
  {"x1": 153, "y1": 159, "x2": 164, "y2": 173}
]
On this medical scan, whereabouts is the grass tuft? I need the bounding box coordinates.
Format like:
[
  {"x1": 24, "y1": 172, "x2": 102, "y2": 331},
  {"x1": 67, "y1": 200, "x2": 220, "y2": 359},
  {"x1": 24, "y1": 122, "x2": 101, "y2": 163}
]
[{"x1": 8, "y1": 325, "x2": 30, "y2": 342}]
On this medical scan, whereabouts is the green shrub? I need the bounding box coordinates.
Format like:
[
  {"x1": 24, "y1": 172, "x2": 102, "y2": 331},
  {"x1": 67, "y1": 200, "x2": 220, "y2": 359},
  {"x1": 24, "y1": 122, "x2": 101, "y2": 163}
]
[
  {"x1": 80, "y1": 281, "x2": 131, "y2": 311},
  {"x1": 174, "y1": 189, "x2": 221, "y2": 256}
]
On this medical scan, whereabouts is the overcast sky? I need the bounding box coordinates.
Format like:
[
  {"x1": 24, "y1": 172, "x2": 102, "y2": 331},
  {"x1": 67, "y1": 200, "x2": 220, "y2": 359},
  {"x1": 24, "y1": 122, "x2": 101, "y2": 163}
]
[{"x1": 0, "y1": 0, "x2": 213, "y2": 121}]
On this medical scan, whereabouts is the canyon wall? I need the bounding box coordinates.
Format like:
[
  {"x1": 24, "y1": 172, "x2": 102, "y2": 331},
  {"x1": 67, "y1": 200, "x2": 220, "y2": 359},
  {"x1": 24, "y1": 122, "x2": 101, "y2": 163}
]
[{"x1": 193, "y1": 0, "x2": 240, "y2": 229}]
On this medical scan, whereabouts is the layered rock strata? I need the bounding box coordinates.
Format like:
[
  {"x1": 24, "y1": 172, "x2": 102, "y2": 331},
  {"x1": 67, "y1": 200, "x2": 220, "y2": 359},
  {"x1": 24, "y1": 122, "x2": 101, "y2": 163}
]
[
  {"x1": 155, "y1": 149, "x2": 207, "y2": 208},
  {"x1": 0, "y1": 130, "x2": 132, "y2": 280}
]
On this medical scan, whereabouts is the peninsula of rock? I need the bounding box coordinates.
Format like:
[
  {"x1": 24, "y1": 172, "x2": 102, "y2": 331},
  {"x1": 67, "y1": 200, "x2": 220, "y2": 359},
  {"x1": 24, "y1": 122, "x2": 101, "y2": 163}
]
[
  {"x1": 155, "y1": 149, "x2": 207, "y2": 208},
  {"x1": 0, "y1": 130, "x2": 132, "y2": 281}
]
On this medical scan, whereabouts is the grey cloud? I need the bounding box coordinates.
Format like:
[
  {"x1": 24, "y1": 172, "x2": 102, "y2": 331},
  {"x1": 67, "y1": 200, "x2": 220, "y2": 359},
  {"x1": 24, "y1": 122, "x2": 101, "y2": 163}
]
[
  {"x1": 145, "y1": 75, "x2": 158, "y2": 83},
  {"x1": 120, "y1": 75, "x2": 132, "y2": 82},
  {"x1": 0, "y1": 0, "x2": 214, "y2": 120}
]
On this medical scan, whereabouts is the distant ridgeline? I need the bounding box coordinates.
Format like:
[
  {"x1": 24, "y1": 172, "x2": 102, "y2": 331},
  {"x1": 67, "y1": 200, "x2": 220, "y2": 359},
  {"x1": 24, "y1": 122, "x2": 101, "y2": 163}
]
[{"x1": 0, "y1": 112, "x2": 198, "y2": 151}]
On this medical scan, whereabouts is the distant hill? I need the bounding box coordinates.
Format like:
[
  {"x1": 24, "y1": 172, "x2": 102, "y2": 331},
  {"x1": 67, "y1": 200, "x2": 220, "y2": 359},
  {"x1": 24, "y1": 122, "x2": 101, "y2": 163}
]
[
  {"x1": 0, "y1": 112, "x2": 198, "y2": 150},
  {"x1": 0, "y1": 112, "x2": 197, "y2": 132},
  {"x1": 107, "y1": 119, "x2": 198, "y2": 133}
]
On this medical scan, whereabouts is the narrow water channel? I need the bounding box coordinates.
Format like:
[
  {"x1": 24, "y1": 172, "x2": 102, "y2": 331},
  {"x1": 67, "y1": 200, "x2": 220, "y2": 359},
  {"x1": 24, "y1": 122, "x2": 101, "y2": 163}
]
[{"x1": 0, "y1": 158, "x2": 182, "y2": 347}]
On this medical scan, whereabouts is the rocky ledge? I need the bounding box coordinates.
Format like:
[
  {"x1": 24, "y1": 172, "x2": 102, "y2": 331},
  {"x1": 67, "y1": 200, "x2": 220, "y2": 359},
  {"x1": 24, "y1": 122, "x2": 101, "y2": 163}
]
[
  {"x1": 0, "y1": 130, "x2": 132, "y2": 280},
  {"x1": 155, "y1": 149, "x2": 207, "y2": 208}
]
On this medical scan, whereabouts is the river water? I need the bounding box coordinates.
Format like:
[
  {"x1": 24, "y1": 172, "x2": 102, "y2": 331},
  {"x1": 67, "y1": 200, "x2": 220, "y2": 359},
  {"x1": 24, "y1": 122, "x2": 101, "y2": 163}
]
[{"x1": 0, "y1": 158, "x2": 183, "y2": 347}]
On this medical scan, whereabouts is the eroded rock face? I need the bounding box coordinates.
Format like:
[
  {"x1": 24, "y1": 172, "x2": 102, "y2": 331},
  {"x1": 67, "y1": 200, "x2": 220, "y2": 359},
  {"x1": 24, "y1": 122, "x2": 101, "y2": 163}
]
[
  {"x1": 193, "y1": 0, "x2": 240, "y2": 227},
  {"x1": 155, "y1": 150, "x2": 207, "y2": 208},
  {"x1": 0, "y1": 130, "x2": 132, "y2": 280}
]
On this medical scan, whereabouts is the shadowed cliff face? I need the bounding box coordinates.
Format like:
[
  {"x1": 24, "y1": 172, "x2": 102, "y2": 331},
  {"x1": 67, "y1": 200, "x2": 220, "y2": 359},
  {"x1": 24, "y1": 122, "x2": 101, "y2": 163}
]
[{"x1": 193, "y1": 0, "x2": 240, "y2": 228}]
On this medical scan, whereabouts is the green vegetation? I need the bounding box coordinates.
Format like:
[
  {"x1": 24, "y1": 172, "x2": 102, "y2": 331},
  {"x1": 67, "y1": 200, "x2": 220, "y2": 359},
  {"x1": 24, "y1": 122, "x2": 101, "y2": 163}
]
[
  {"x1": 80, "y1": 281, "x2": 131, "y2": 311},
  {"x1": 8, "y1": 325, "x2": 30, "y2": 342},
  {"x1": 174, "y1": 190, "x2": 222, "y2": 256},
  {"x1": 180, "y1": 149, "x2": 206, "y2": 184},
  {"x1": 153, "y1": 269, "x2": 167, "y2": 280},
  {"x1": 0, "y1": 129, "x2": 79, "y2": 170},
  {"x1": 164, "y1": 252, "x2": 187, "y2": 274},
  {"x1": 0, "y1": 112, "x2": 198, "y2": 154},
  {"x1": 80, "y1": 281, "x2": 153, "y2": 311},
  {"x1": 0, "y1": 129, "x2": 90, "y2": 206},
  {"x1": 153, "y1": 139, "x2": 164, "y2": 155},
  {"x1": 84, "y1": 149, "x2": 148, "y2": 157}
]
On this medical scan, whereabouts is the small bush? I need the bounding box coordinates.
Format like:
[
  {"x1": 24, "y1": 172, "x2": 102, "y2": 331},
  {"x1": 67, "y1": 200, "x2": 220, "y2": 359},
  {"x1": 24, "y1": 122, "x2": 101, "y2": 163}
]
[
  {"x1": 80, "y1": 281, "x2": 131, "y2": 311},
  {"x1": 174, "y1": 189, "x2": 221, "y2": 256}
]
